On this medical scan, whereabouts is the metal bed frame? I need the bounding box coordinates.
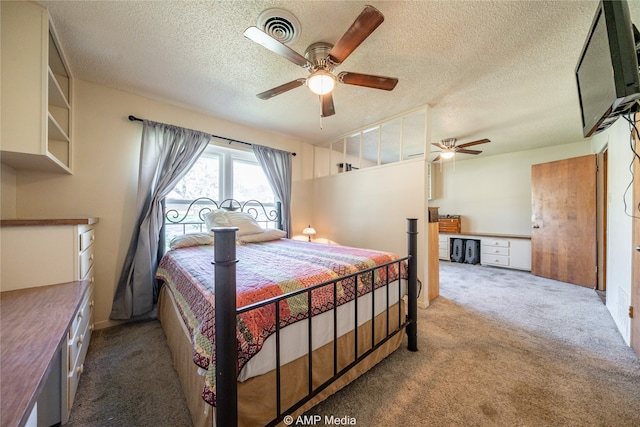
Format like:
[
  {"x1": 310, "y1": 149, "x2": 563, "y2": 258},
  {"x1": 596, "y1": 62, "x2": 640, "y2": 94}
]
[{"x1": 162, "y1": 198, "x2": 418, "y2": 427}]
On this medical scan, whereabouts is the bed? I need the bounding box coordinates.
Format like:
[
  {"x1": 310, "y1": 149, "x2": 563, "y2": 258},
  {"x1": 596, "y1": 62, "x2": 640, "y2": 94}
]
[{"x1": 155, "y1": 198, "x2": 418, "y2": 427}]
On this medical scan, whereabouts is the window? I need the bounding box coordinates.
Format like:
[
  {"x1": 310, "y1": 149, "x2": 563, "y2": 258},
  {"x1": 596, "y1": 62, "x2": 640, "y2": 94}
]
[
  {"x1": 314, "y1": 107, "x2": 427, "y2": 176},
  {"x1": 164, "y1": 144, "x2": 277, "y2": 242}
]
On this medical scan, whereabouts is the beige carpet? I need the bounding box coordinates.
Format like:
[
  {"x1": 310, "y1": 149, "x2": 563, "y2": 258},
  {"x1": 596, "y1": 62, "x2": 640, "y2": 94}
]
[
  {"x1": 310, "y1": 261, "x2": 640, "y2": 426},
  {"x1": 68, "y1": 261, "x2": 640, "y2": 426}
]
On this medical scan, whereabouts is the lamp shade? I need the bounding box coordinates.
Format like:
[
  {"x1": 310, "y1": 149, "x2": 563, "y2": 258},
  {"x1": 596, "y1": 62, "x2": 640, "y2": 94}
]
[
  {"x1": 307, "y1": 70, "x2": 336, "y2": 95},
  {"x1": 302, "y1": 225, "x2": 316, "y2": 241}
]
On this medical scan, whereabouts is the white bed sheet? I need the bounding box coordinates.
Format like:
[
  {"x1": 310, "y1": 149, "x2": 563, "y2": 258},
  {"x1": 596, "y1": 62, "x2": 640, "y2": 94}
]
[{"x1": 238, "y1": 279, "x2": 407, "y2": 381}]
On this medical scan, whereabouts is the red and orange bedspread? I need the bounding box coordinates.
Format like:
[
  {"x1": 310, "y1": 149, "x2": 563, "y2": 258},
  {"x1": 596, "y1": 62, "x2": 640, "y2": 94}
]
[{"x1": 155, "y1": 238, "x2": 407, "y2": 406}]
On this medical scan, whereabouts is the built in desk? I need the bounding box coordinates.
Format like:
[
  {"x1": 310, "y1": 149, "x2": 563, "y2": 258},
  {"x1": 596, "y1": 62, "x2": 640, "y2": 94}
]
[{"x1": 1, "y1": 279, "x2": 90, "y2": 426}]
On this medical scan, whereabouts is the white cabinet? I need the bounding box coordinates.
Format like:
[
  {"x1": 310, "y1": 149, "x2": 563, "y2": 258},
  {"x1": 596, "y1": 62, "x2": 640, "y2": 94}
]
[
  {"x1": 440, "y1": 233, "x2": 531, "y2": 271},
  {"x1": 0, "y1": 220, "x2": 97, "y2": 291},
  {"x1": 66, "y1": 281, "x2": 94, "y2": 419},
  {"x1": 1, "y1": 1, "x2": 73, "y2": 173},
  {"x1": 0, "y1": 218, "x2": 97, "y2": 424},
  {"x1": 438, "y1": 233, "x2": 450, "y2": 260},
  {"x1": 481, "y1": 238, "x2": 511, "y2": 268},
  {"x1": 508, "y1": 238, "x2": 532, "y2": 271},
  {"x1": 481, "y1": 237, "x2": 531, "y2": 271}
]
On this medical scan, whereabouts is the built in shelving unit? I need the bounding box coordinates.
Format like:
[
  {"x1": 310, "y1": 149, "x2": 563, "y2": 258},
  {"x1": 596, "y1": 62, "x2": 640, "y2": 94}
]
[{"x1": 1, "y1": 1, "x2": 73, "y2": 174}]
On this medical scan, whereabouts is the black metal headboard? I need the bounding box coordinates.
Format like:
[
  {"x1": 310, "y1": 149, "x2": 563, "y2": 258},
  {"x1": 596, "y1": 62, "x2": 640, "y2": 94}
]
[{"x1": 161, "y1": 198, "x2": 281, "y2": 249}]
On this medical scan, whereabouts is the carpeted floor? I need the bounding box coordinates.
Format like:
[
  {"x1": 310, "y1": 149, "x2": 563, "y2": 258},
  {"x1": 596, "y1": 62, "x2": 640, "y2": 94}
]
[{"x1": 67, "y1": 262, "x2": 640, "y2": 426}]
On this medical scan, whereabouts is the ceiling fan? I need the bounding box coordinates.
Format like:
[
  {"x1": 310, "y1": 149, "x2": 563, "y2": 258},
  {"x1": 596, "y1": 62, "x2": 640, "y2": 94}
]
[
  {"x1": 431, "y1": 138, "x2": 491, "y2": 162},
  {"x1": 243, "y1": 5, "x2": 398, "y2": 117}
]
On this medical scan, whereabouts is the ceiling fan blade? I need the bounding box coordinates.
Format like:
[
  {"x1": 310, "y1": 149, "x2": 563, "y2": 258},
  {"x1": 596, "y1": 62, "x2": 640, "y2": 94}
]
[
  {"x1": 456, "y1": 148, "x2": 483, "y2": 155},
  {"x1": 432, "y1": 155, "x2": 442, "y2": 162},
  {"x1": 432, "y1": 142, "x2": 448, "y2": 150},
  {"x1": 338, "y1": 72, "x2": 398, "y2": 91},
  {"x1": 244, "y1": 26, "x2": 312, "y2": 69},
  {"x1": 456, "y1": 138, "x2": 490, "y2": 149},
  {"x1": 257, "y1": 79, "x2": 306, "y2": 100},
  {"x1": 321, "y1": 92, "x2": 335, "y2": 117},
  {"x1": 327, "y1": 5, "x2": 384, "y2": 65}
]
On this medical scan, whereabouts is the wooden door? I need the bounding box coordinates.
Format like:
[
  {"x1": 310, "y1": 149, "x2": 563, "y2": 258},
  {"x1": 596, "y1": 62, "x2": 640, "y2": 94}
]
[
  {"x1": 632, "y1": 117, "x2": 640, "y2": 356},
  {"x1": 531, "y1": 155, "x2": 597, "y2": 287}
]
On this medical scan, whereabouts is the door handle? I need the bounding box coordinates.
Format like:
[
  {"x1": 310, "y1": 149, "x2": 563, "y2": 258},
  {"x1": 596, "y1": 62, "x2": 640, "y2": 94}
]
[
  {"x1": 636, "y1": 245, "x2": 640, "y2": 252},
  {"x1": 532, "y1": 224, "x2": 540, "y2": 229}
]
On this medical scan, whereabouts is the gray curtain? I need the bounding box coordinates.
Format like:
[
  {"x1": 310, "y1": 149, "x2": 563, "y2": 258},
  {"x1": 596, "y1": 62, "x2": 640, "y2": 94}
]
[
  {"x1": 111, "y1": 120, "x2": 210, "y2": 320},
  {"x1": 252, "y1": 145, "x2": 292, "y2": 236}
]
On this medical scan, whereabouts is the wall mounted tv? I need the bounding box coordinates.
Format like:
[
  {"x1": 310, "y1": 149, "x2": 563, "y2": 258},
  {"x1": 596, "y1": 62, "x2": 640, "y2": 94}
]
[{"x1": 575, "y1": 0, "x2": 640, "y2": 138}]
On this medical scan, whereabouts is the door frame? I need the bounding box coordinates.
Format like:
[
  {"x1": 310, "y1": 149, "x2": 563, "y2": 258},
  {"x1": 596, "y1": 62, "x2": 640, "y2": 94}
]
[
  {"x1": 631, "y1": 116, "x2": 639, "y2": 356},
  {"x1": 597, "y1": 150, "x2": 607, "y2": 291}
]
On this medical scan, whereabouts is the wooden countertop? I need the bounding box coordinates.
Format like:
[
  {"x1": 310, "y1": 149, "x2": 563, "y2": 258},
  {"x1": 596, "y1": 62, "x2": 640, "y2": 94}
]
[
  {"x1": 1, "y1": 280, "x2": 89, "y2": 427},
  {"x1": 0, "y1": 218, "x2": 98, "y2": 227},
  {"x1": 439, "y1": 231, "x2": 531, "y2": 240}
]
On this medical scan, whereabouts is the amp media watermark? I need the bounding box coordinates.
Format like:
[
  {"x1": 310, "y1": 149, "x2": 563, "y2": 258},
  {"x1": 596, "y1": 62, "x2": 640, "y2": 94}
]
[{"x1": 283, "y1": 414, "x2": 357, "y2": 426}]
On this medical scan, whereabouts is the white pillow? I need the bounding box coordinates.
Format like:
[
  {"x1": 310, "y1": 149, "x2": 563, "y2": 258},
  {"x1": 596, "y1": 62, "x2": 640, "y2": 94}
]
[
  {"x1": 238, "y1": 228, "x2": 286, "y2": 243},
  {"x1": 203, "y1": 209, "x2": 231, "y2": 234},
  {"x1": 225, "y1": 211, "x2": 265, "y2": 236},
  {"x1": 169, "y1": 232, "x2": 214, "y2": 249}
]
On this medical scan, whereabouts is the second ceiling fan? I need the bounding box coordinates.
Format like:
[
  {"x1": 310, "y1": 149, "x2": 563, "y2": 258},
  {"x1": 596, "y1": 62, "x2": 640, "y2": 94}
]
[
  {"x1": 243, "y1": 5, "x2": 398, "y2": 117},
  {"x1": 432, "y1": 138, "x2": 491, "y2": 162}
]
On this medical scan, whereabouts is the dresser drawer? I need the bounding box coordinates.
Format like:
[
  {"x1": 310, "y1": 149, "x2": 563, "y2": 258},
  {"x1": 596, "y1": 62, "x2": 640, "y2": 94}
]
[
  {"x1": 67, "y1": 322, "x2": 89, "y2": 410},
  {"x1": 483, "y1": 238, "x2": 510, "y2": 248},
  {"x1": 79, "y1": 228, "x2": 95, "y2": 251},
  {"x1": 68, "y1": 311, "x2": 90, "y2": 373},
  {"x1": 69, "y1": 284, "x2": 92, "y2": 345},
  {"x1": 67, "y1": 282, "x2": 93, "y2": 412},
  {"x1": 79, "y1": 245, "x2": 95, "y2": 279},
  {"x1": 483, "y1": 254, "x2": 510, "y2": 267},
  {"x1": 482, "y1": 246, "x2": 510, "y2": 256}
]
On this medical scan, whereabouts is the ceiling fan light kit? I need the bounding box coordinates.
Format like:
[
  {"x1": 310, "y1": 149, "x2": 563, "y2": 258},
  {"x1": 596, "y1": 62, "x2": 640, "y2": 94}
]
[
  {"x1": 307, "y1": 70, "x2": 336, "y2": 95},
  {"x1": 440, "y1": 150, "x2": 455, "y2": 159},
  {"x1": 244, "y1": 5, "x2": 398, "y2": 118}
]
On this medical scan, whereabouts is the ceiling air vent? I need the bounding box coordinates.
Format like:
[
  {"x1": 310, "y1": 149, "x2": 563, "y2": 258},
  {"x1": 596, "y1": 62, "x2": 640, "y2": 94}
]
[{"x1": 257, "y1": 8, "x2": 300, "y2": 45}]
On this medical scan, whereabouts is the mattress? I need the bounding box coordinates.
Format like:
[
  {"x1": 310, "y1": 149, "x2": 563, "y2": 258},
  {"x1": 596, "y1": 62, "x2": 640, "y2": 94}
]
[{"x1": 155, "y1": 238, "x2": 408, "y2": 407}]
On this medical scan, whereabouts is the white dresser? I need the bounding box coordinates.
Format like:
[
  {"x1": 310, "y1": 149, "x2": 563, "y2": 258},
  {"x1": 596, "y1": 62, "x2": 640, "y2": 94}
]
[{"x1": 0, "y1": 218, "x2": 97, "y2": 425}]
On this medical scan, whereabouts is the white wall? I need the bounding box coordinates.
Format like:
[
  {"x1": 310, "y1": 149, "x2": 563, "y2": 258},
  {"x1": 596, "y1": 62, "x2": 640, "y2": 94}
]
[
  {"x1": 310, "y1": 159, "x2": 429, "y2": 305},
  {"x1": 7, "y1": 79, "x2": 314, "y2": 329},
  {"x1": 429, "y1": 142, "x2": 591, "y2": 235},
  {"x1": 591, "y1": 119, "x2": 635, "y2": 344}
]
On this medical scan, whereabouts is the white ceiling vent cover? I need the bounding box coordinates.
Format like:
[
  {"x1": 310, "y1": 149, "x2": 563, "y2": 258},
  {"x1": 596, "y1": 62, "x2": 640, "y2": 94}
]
[{"x1": 257, "y1": 8, "x2": 300, "y2": 45}]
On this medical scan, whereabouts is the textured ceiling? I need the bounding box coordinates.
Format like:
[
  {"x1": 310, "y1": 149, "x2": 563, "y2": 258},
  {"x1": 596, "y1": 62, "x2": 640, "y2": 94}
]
[{"x1": 40, "y1": 1, "x2": 640, "y2": 159}]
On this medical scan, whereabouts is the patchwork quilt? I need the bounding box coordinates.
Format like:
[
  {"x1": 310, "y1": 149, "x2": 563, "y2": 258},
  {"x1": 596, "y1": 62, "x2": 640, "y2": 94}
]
[{"x1": 155, "y1": 238, "x2": 407, "y2": 406}]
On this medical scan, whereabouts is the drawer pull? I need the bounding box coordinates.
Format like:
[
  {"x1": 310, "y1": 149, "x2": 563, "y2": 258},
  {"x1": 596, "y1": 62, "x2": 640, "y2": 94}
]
[
  {"x1": 76, "y1": 335, "x2": 83, "y2": 345},
  {"x1": 76, "y1": 364, "x2": 84, "y2": 374},
  {"x1": 90, "y1": 324, "x2": 95, "y2": 332},
  {"x1": 90, "y1": 235, "x2": 95, "y2": 242},
  {"x1": 89, "y1": 254, "x2": 94, "y2": 261},
  {"x1": 90, "y1": 300, "x2": 95, "y2": 308},
  {"x1": 77, "y1": 312, "x2": 83, "y2": 319}
]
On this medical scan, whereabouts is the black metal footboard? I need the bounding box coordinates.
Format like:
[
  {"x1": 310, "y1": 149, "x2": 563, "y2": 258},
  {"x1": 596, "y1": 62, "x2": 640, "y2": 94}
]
[{"x1": 213, "y1": 218, "x2": 419, "y2": 427}]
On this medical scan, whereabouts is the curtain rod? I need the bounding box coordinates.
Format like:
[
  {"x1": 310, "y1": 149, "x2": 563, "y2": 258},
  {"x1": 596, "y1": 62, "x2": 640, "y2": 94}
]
[{"x1": 128, "y1": 115, "x2": 296, "y2": 156}]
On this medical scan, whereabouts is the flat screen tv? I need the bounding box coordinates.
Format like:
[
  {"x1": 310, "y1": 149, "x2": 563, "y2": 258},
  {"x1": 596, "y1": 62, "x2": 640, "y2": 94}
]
[{"x1": 575, "y1": 0, "x2": 640, "y2": 138}]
